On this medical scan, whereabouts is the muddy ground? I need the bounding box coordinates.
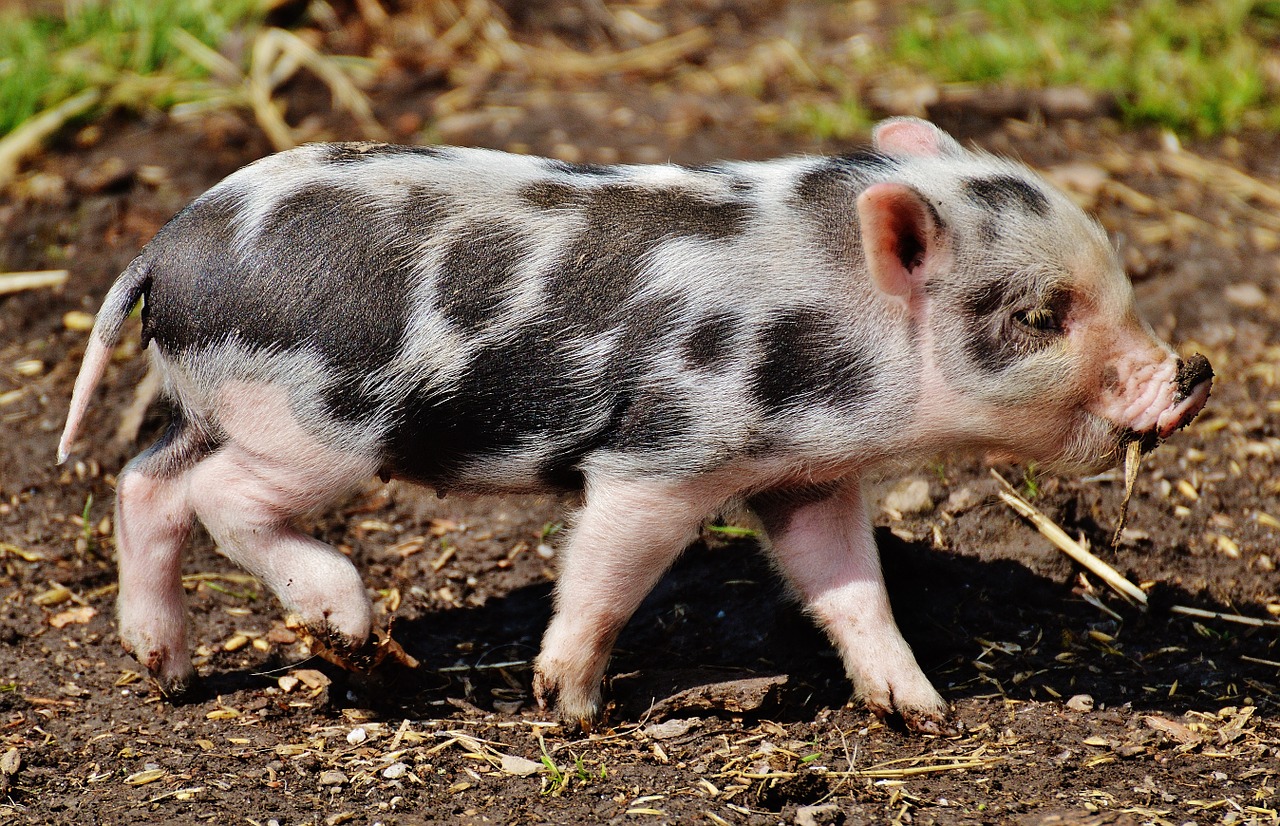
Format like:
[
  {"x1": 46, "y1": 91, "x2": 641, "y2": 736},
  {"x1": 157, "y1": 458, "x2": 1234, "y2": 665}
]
[{"x1": 1, "y1": 2, "x2": 1279, "y2": 824}]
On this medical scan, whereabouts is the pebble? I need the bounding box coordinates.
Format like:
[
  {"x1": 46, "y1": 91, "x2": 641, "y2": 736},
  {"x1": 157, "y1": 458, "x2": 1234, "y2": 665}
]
[
  {"x1": 318, "y1": 769, "x2": 348, "y2": 786},
  {"x1": 381, "y1": 762, "x2": 408, "y2": 780},
  {"x1": 1066, "y1": 693, "x2": 1095, "y2": 712},
  {"x1": 796, "y1": 804, "x2": 845, "y2": 826},
  {"x1": 1224, "y1": 282, "x2": 1267, "y2": 309},
  {"x1": 882, "y1": 477, "x2": 933, "y2": 516},
  {"x1": 500, "y1": 754, "x2": 543, "y2": 777},
  {"x1": 346, "y1": 727, "x2": 368, "y2": 745}
]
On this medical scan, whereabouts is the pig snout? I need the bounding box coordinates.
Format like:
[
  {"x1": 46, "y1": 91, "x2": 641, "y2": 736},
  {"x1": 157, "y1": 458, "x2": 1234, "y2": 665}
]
[
  {"x1": 1105, "y1": 351, "x2": 1213, "y2": 444},
  {"x1": 1158, "y1": 353, "x2": 1213, "y2": 438}
]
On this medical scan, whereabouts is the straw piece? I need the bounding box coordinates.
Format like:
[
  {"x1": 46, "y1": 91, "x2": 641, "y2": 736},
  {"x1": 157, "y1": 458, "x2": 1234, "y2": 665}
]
[
  {"x1": 0, "y1": 90, "x2": 100, "y2": 189},
  {"x1": 0, "y1": 270, "x2": 69, "y2": 295},
  {"x1": 1111, "y1": 439, "x2": 1143, "y2": 549},
  {"x1": 1169, "y1": 605, "x2": 1280, "y2": 629},
  {"x1": 991, "y1": 469, "x2": 1148, "y2": 607}
]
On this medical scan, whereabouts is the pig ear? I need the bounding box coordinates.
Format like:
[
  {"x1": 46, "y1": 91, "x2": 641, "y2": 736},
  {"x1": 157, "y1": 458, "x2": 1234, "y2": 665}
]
[
  {"x1": 857, "y1": 182, "x2": 942, "y2": 306},
  {"x1": 872, "y1": 118, "x2": 964, "y2": 158}
]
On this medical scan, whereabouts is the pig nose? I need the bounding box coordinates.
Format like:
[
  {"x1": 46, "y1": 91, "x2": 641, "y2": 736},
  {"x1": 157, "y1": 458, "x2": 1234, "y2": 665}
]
[
  {"x1": 1174, "y1": 353, "x2": 1214, "y2": 402},
  {"x1": 1157, "y1": 353, "x2": 1213, "y2": 438}
]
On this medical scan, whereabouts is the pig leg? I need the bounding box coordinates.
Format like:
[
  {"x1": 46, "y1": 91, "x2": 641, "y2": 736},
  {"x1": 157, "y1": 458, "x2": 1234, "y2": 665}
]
[
  {"x1": 533, "y1": 476, "x2": 724, "y2": 729},
  {"x1": 187, "y1": 442, "x2": 377, "y2": 661},
  {"x1": 114, "y1": 420, "x2": 204, "y2": 696},
  {"x1": 754, "y1": 482, "x2": 953, "y2": 734}
]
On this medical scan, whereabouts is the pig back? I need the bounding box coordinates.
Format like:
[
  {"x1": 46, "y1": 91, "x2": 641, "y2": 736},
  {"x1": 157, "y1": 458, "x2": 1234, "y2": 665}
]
[{"x1": 139, "y1": 144, "x2": 914, "y2": 494}]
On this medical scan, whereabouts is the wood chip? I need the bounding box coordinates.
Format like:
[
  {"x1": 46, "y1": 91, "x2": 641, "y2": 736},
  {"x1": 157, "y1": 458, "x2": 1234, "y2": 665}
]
[
  {"x1": 1145, "y1": 715, "x2": 1202, "y2": 745},
  {"x1": 1111, "y1": 439, "x2": 1142, "y2": 549},
  {"x1": 124, "y1": 768, "x2": 166, "y2": 785},
  {"x1": 649, "y1": 675, "x2": 788, "y2": 718},
  {"x1": 499, "y1": 754, "x2": 543, "y2": 776},
  {"x1": 48, "y1": 605, "x2": 96, "y2": 628}
]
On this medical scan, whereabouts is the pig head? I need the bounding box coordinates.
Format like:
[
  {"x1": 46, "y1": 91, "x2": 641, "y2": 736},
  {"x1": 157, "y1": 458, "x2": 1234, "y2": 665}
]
[{"x1": 59, "y1": 118, "x2": 1210, "y2": 734}]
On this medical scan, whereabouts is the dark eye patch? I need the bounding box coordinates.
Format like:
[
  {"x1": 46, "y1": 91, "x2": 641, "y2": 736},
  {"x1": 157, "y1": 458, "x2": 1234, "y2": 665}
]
[{"x1": 960, "y1": 278, "x2": 1067, "y2": 373}]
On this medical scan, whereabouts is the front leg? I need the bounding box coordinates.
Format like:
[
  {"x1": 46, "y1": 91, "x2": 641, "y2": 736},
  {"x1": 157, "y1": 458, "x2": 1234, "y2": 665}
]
[
  {"x1": 753, "y1": 481, "x2": 953, "y2": 734},
  {"x1": 533, "y1": 474, "x2": 725, "y2": 730}
]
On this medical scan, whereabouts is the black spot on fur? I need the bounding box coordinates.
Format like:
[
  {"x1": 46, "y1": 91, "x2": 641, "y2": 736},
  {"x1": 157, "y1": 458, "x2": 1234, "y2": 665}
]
[
  {"x1": 751, "y1": 308, "x2": 873, "y2": 414},
  {"x1": 435, "y1": 220, "x2": 528, "y2": 333},
  {"x1": 123, "y1": 406, "x2": 224, "y2": 480},
  {"x1": 142, "y1": 184, "x2": 440, "y2": 419},
  {"x1": 683, "y1": 311, "x2": 741, "y2": 370},
  {"x1": 321, "y1": 143, "x2": 448, "y2": 164},
  {"x1": 519, "y1": 182, "x2": 580, "y2": 210},
  {"x1": 385, "y1": 326, "x2": 580, "y2": 486},
  {"x1": 609, "y1": 386, "x2": 697, "y2": 452},
  {"x1": 957, "y1": 279, "x2": 1020, "y2": 373},
  {"x1": 962, "y1": 175, "x2": 1050, "y2": 217},
  {"x1": 955, "y1": 277, "x2": 1069, "y2": 373},
  {"x1": 792, "y1": 153, "x2": 900, "y2": 266},
  {"x1": 536, "y1": 183, "x2": 751, "y2": 334},
  {"x1": 545, "y1": 159, "x2": 618, "y2": 177}
]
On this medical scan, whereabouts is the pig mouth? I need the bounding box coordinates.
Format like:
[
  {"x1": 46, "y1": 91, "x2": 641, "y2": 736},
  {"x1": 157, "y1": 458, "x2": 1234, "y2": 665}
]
[{"x1": 1112, "y1": 365, "x2": 1212, "y2": 459}]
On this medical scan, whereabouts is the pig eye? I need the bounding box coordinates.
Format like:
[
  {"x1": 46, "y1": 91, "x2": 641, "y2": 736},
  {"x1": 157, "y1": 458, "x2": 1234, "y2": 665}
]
[{"x1": 1012, "y1": 307, "x2": 1060, "y2": 335}]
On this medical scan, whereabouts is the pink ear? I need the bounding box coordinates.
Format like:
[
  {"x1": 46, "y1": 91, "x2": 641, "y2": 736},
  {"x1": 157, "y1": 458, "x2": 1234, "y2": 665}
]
[
  {"x1": 872, "y1": 118, "x2": 961, "y2": 158},
  {"x1": 856, "y1": 182, "x2": 940, "y2": 305}
]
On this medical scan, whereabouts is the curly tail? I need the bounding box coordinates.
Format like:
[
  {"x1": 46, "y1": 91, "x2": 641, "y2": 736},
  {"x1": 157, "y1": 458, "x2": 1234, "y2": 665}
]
[{"x1": 57, "y1": 259, "x2": 150, "y2": 464}]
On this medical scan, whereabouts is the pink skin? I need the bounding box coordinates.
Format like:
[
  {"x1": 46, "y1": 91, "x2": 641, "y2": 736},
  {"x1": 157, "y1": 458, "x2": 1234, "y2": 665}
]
[
  {"x1": 114, "y1": 381, "x2": 377, "y2": 691},
  {"x1": 533, "y1": 474, "x2": 729, "y2": 728},
  {"x1": 763, "y1": 481, "x2": 952, "y2": 734},
  {"x1": 115, "y1": 470, "x2": 196, "y2": 693}
]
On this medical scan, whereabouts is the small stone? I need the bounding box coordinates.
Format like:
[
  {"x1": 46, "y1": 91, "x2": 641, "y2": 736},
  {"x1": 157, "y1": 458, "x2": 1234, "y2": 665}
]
[
  {"x1": 882, "y1": 478, "x2": 933, "y2": 516},
  {"x1": 1224, "y1": 282, "x2": 1266, "y2": 309},
  {"x1": 266, "y1": 626, "x2": 298, "y2": 645},
  {"x1": 346, "y1": 727, "x2": 367, "y2": 745},
  {"x1": 381, "y1": 762, "x2": 408, "y2": 780},
  {"x1": 1066, "y1": 694, "x2": 1095, "y2": 712},
  {"x1": 796, "y1": 804, "x2": 845, "y2": 826},
  {"x1": 277, "y1": 675, "x2": 299, "y2": 693},
  {"x1": 941, "y1": 485, "x2": 982, "y2": 515},
  {"x1": 318, "y1": 769, "x2": 348, "y2": 786},
  {"x1": 643, "y1": 718, "x2": 701, "y2": 740},
  {"x1": 63, "y1": 311, "x2": 96, "y2": 332},
  {"x1": 500, "y1": 754, "x2": 543, "y2": 777},
  {"x1": 73, "y1": 157, "x2": 134, "y2": 193}
]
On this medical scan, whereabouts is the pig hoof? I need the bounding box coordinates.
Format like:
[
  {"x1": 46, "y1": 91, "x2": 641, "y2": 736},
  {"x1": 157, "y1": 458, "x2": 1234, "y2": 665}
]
[
  {"x1": 125, "y1": 641, "x2": 197, "y2": 700},
  {"x1": 532, "y1": 667, "x2": 603, "y2": 733},
  {"x1": 287, "y1": 616, "x2": 376, "y2": 672},
  {"x1": 900, "y1": 706, "x2": 962, "y2": 737}
]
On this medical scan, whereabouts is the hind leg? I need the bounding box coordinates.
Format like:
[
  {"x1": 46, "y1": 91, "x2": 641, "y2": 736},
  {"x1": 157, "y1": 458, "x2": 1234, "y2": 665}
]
[
  {"x1": 183, "y1": 380, "x2": 381, "y2": 656},
  {"x1": 114, "y1": 419, "x2": 209, "y2": 695},
  {"x1": 187, "y1": 442, "x2": 377, "y2": 660}
]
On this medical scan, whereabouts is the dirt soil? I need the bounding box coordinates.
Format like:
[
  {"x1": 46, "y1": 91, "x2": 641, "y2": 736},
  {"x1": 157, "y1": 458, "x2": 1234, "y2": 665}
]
[{"x1": 2, "y1": 3, "x2": 1279, "y2": 825}]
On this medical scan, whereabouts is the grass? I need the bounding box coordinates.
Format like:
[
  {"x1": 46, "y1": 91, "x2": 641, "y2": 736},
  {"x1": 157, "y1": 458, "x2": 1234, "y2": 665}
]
[
  {"x1": 892, "y1": 0, "x2": 1280, "y2": 136},
  {"x1": 0, "y1": 0, "x2": 264, "y2": 137}
]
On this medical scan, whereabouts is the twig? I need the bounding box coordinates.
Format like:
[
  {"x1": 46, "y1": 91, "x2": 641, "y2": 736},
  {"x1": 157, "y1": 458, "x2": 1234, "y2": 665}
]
[
  {"x1": 991, "y1": 469, "x2": 1148, "y2": 607},
  {"x1": 0, "y1": 90, "x2": 100, "y2": 189},
  {"x1": 1169, "y1": 605, "x2": 1280, "y2": 629},
  {"x1": 1111, "y1": 439, "x2": 1142, "y2": 549},
  {"x1": 0, "y1": 270, "x2": 69, "y2": 295}
]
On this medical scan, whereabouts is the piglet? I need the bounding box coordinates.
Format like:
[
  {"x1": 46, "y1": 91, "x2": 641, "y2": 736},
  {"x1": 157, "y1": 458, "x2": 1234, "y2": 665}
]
[{"x1": 60, "y1": 118, "x2": 1211, "y2": 733}]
